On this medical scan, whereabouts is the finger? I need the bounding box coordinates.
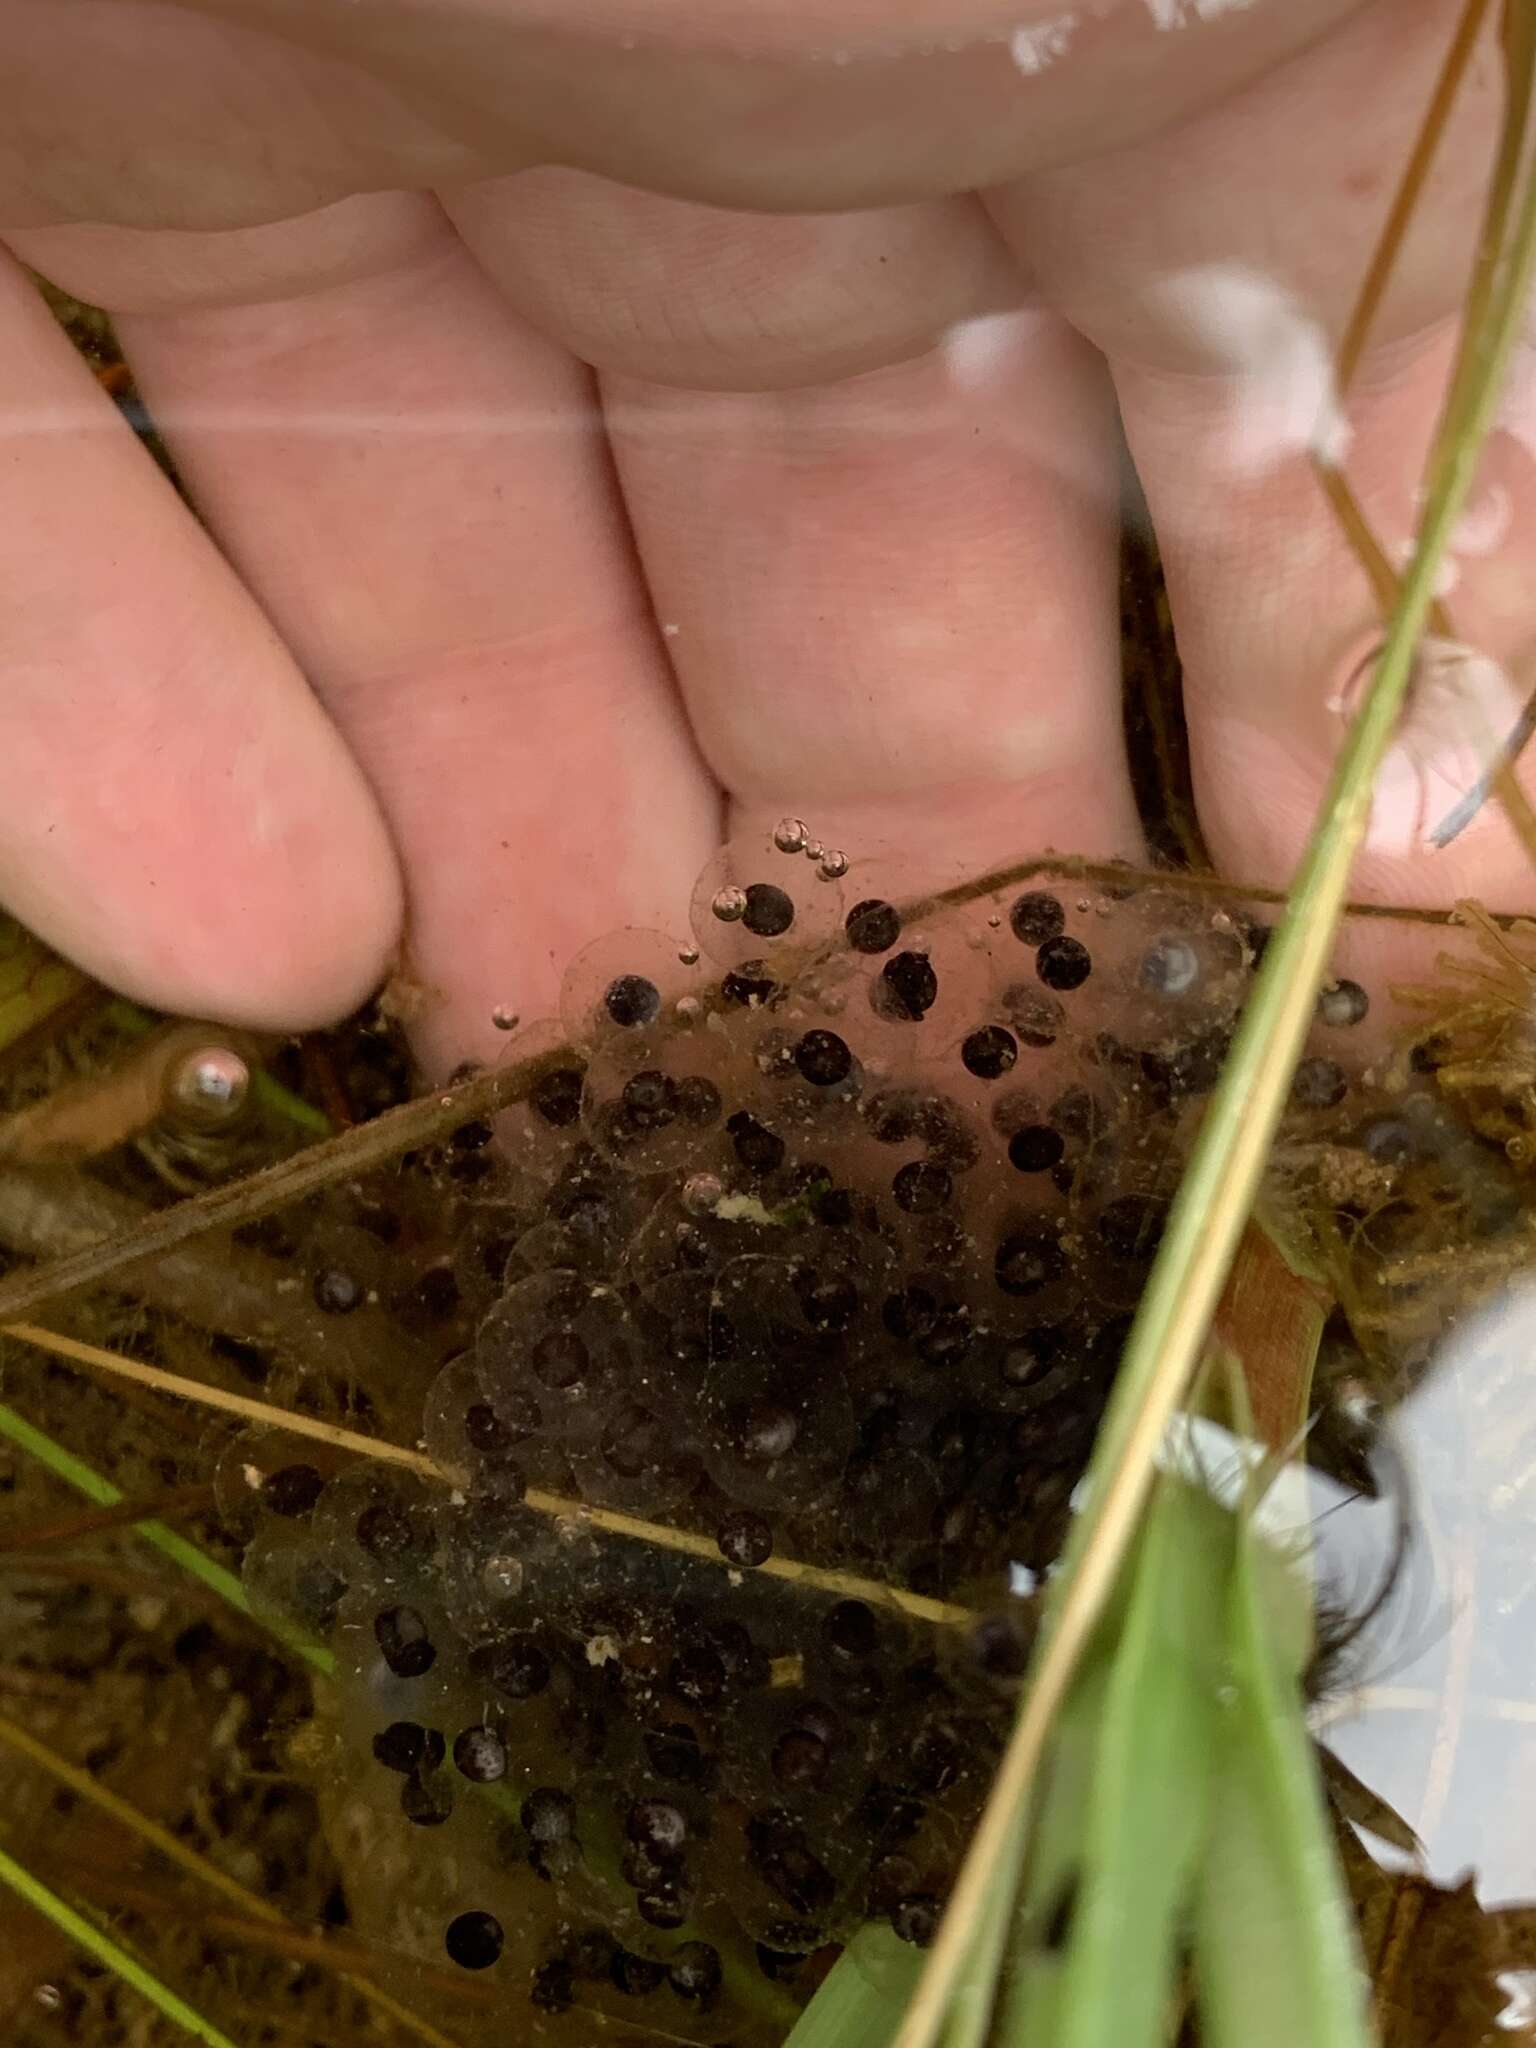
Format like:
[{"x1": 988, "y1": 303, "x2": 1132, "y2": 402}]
[
  {"x1": 601, "y1": 300, "x2": 1140, "y2": 894},
  {"x1": 987, "y1": 0, "x2": 1526, "y2": 1000},
  {"x1": 9, "y1": 0, "x2": 1370, "y2": 226},
  {"x1": 0, "y1": 246, "x2": 401, "y2": 1026},
  {"x1": 16, "y1": 197, "x2": 721, "y2": 1071},
  {"x1": 446, "y1": 169, "x2": 1025, "y2": 390},
  {"x1": 193, "y1": 0, "x2": 1369, "y2": 209},
  {"x1": 447, "y1": 174, "x2": 1132, "y2": 883}
]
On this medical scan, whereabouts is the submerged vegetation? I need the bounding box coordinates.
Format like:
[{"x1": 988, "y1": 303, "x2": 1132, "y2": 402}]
[{"x1": 5, "y1": 2, "x2": 1536, "y2": 2044}]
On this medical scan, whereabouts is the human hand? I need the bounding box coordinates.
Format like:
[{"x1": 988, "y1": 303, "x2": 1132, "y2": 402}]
[{"x1": 0, "y1": 0, "x2": 1523, "y2": 1072}]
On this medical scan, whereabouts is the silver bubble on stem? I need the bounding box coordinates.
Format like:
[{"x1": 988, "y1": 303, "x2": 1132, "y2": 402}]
[{"x1": 167, "y1": 1044, "x2": 250, "y2": 1128}]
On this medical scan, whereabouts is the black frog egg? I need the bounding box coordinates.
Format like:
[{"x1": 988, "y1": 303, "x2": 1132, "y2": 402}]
[
  {"x1": 401, "y1": 1773, "x2": 455, "y2": 1826},
  {"x1": 1009, "y1": 891, "x2": 1065, "y2": 946},
  {"x1": 1008, "y1": 1126, "x2": 1065, "y2": 1175},
  {"x1": 446, "y1": 1910, "x2": 504, "y2": 1970},
  {"x1": 742, "y1": 882, "x2": 796, "y2": 938},
  {"x1": 261, "y1": 1464, "x2": 325, "y2": 1518},
  {"x1": 372, "y1": 1721, "x2": 444, "y2": 1775},
  {"x1": 1035, "y1": 936, "x2": 1092, "y2": 992},
  {"x1": 530, "y1": 1065, "x2": 585, "y2": 1129},
  {"x1": 1317, "y1": 978, "x2": 1369, "y2": 1028},
  {"x1": 891, "y1": 1892, "x2": 943, "y2": 1947},
  {"x1": 627, "y1": 1799, "x2": 689, "y2": 1862},
  {"x1": 794, "y1": 1030, "x2": 854, "y2": 1087},
  {"x1": 1001, "y1": 986, "x2": 1063, "y2": 1049},
  {"x1": 312, "y1": 1267, "x2": 364, "y2": 1315},
  {"x1": 605, "y1": 974, "x2": 662, "y2": 1028},
  {"x1": 871, "y1": 951, "x2": 939, "y2": 1023},
  {"x1": 846, "y1": 898, "x2": 901, "y2": 954},
  {"x1": 995, "y1": 1226, "x2": 1067, "y2": 1297},
  {"x1": 961, "y1": 1026, "x2": 1017, "y2": 1080},
  {"x1": 522, "y1": 1787, "x2": 576, "y2": 1844},
  {"x1": 718, "y1": 1510, "x2": 774, "y2": 1567},
  {"x1": 374, "y1": 1604, "x2": 436, "y2": 1679},
  {"x1": 453, "y1": 1725, "x2": 508, "y2": 1783},
  {"x1": 668, "y1": 1941, "x2": 723, "y2": 2001},
  {"x1": 893, "y1": 1161, "x2": 953, "y2": 1214}
]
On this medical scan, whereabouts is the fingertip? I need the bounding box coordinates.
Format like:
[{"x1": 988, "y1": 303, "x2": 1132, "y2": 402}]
[
  {"x1": 97, "y1": 784, "x2": 405, "y2": 1035},
  {"x1": 3, "y1": 718, "x2": 405, "y2": 1035}
]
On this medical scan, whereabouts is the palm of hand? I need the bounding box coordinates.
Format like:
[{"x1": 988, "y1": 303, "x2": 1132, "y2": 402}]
[{"x1": 0, "y1": 0, "x2": 1520, "y2": 1070}]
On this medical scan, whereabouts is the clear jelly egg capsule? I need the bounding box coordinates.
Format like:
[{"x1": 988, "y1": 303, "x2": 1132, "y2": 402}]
[
  {"x1": 715, "y1": 1671, "x2": 873, "y2": 1825},
  {"x1": 578, "y1": 1040, "x2": 732, "y2": 1177},
  {"x1": 688, "y1": 831, "x2": 846, "y2": 968},
  {"x1": 308, "y1": 1463, "x2": 437, "y2": 1589},
  {"x1": 699, "y1": 1355, "x2": 855, "y2": 1513},
  {"x1": 560, "y1": 927, "x2": 702, "y2": 1052},
  {"x1": 242, "y1": 1515, "x2": 351, "y2": 1639},
  {"x1": 568, "y1": 1396, "x2": 701, "y2": 1518},
  {"x1": 475, "y1": 1269, "x2": 639, "y2": 1450}
]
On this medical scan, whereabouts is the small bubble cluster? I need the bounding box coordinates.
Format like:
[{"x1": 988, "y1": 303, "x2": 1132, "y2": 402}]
[{"x1": 234, "y1": 846, "x2": 1388, "y2": 2041}]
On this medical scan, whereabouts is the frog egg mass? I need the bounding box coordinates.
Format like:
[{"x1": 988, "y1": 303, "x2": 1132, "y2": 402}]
[{"x1": 231, "y1": 833, "x2": 1412, "y2": 2042}]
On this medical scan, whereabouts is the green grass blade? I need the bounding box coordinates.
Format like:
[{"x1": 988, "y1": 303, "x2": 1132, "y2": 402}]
[
  {"x1": 995, "y1": 1479, "x2": 1230, "y2": 2048},
  {"x1": 989, "y1": 1660, "x2": 1109, "y2": 2047},
  {"x1": 0, "y1": 918, "x2": 86, "y2": 1057},
  {"x1": 0, "y1": 1396, "x2": 334, "y2": 1677},
  {"x1": 937, "y1": 1816, "x2": 1027, "y2": 2048},
  {"x1": 1057, "y1": 1479, "x2": 1230, "y2": 2048},
  {"x1": 890, "y1": 30, "x2": 1536, "y2": 2041},
  {"x1": 784, "y1": 1926, "x2": 925, "y2": 2048},
  {"x1": 1194, "y1": 1509, "x2": 1370, "y2": 2048},
  {"x1": 0, "y1": 1840, "x2": 240, "y2": 2048}
]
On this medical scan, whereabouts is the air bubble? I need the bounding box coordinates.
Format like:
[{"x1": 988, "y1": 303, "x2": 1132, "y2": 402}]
[
  {"x1": 818, "y1": 850, "x2": 849, "y2": 881},
  {"x1": 774, "y1": 818, "x2": 809, "y2": 854},
  {"x1": 712, "y1": 886, "x2": 749, "y2": 923}
]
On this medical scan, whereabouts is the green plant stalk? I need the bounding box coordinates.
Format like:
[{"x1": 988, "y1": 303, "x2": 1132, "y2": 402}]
[
  {"x1": 890, "y1": 26, "x2": 1536, "y2": 2039},
  {"x1": 1051, "y1": 1481, "x2": 1229, "y2": 2048},
  {"x1": 0, "y1": 1839, "x2": 240, "y2": 2048},
  {"x1": 1193, "y1": 1507, "x2": 1368, "y2": 2047},
  {"x1": 0, "y1": 919, "x2": 87, "y2": 1058},
  {"x1": 0, "y1": 1397, "x2": 334, "y2": 1678},
  {"x1": 990, "y1": 1479, "x2": 1229, "y2": 2048},
  {"x1": 785, "y1": 1927, "x2": 926, "y2": 2048}
]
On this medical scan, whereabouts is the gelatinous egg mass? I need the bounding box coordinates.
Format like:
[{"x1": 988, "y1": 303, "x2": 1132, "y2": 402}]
[{"x1": 235, "y1": 843, "x2": 1384, "y2": 2044}]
